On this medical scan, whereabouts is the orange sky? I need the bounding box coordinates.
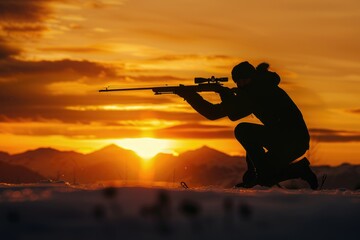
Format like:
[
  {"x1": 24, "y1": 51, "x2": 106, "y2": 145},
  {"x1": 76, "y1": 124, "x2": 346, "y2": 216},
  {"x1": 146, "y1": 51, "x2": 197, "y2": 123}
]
[{"x1": 0, "y1": 0, "x2": 359, "y2": 165}]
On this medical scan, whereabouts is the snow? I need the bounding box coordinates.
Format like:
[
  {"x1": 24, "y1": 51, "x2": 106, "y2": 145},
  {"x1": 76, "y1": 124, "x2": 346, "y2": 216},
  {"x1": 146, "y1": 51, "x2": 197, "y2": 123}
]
[{"x1": 0, "y1": 184, "x2": 359, "y2": 240}]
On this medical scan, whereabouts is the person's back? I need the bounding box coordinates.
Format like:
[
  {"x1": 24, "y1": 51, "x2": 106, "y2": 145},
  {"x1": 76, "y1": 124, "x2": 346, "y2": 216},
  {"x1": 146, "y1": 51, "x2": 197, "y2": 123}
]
[{"x1": 231, "y1": 65, "x2": 310, "y2": 151}]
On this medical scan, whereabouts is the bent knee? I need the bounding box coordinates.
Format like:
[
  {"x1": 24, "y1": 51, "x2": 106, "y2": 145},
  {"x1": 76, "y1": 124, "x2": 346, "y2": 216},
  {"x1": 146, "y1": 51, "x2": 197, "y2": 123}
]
[{"x1": 234, "y1": 123, "x2": 251, "y2": 142}]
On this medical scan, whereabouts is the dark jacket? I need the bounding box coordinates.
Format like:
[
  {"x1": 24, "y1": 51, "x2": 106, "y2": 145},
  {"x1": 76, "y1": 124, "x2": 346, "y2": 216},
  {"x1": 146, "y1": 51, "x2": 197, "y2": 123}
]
[
  {"x1": 227, "y1": 71, "x2": 305, "y2": 127},
  {"x1": 185, "y1": 69, "x2": 310, "y2": 147}
]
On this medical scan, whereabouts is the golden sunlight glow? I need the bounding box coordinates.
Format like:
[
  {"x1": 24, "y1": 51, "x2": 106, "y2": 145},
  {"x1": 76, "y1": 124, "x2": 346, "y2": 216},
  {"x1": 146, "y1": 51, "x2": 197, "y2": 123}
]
[{"x1": 114, "y1": 138, "x2": 174, "y2": 160}]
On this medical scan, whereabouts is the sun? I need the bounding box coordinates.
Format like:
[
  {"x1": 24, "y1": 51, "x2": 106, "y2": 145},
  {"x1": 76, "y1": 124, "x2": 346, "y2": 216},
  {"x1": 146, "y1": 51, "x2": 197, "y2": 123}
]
[{"x1": 114, "y1": 137, "x2": 174, "y2": 160}]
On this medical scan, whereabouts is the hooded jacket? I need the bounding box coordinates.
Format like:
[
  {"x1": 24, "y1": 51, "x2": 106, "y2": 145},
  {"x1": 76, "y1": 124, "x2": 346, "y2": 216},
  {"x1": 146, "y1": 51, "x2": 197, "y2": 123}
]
[
  {"x1": 181, "y1": 64, "x2": 310, "y2": 146},
  {"x1": 223, "y1": 66, "x2": 310, "y2": 145}
]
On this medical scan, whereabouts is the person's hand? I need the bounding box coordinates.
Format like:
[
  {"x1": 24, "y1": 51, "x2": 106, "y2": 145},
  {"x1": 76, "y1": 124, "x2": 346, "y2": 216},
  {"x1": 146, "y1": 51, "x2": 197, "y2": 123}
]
[
  {"x1": 174, "y1": 85, "x2": 198, "y2": 100},
  {"x1": 217, "y1": 86, "x2": 235, "y2": 102}
]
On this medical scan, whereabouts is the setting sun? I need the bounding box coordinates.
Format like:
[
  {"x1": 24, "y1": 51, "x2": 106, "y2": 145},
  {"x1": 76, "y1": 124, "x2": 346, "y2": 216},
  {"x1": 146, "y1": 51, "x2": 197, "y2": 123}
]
[{"x1": 114, "y1": 138, "x2": 175, "y2": 160}]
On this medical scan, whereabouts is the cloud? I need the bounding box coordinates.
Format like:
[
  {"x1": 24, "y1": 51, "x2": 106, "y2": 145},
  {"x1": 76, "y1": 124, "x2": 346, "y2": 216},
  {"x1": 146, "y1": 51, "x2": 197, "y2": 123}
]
[
  {"x1": 38, "y1": 46, "x2": 109, "y2": 53},
  {"x1": 162, "y1": 123, "x2": 230, "y2": 130},
  {"x1": 0, "y1": 57, "x2": 118, "y2": 123},
  {"x1": 0, "y1": 58, "x2": 118, "y2": 79},
  {"x1": 0, "y1": 58, "x2": 201, "y2": 124},
  {"x1": 3, "y1": 121, "x2": 360, "y2": 143},
  {"x1": 346, "y1": 109, "x2": 360, "y2": 115},
  {"x1": 310, "y1": 128, "x2": 360, "y2": 143},
  {"x1": 0, "y1": 121, "x2": 145, "y2": 139},
  {"x1": 0, "y1": 38, "x2": 21, "y2": 59},
  {"x1": 1, "y1": 24, "x2": 47, "y2": 33},
  {"x1": 0, "y1": 54, "x2": 206, "y2": 124},
  {"x1": 0, "y1": 121, "x2": 232, "y2": 139},
  {"x1": 0, "y1": 107, "x2": 202, "y2": 124},
  {"x1": 0, "y1": 0, "x2": 70, "y2": 61},
  {"x1": 154, "y1": 123, "x2": 233, "y2": 139},
  {"x1": 0, "y1": 0, "x2": 63, "y2": 39},
  {"x1": 0, "y1": 0, "x2": 53, "y2": 23},
  {"x1": 149, "y1": 54, "x2": 236, "y2": 62}
]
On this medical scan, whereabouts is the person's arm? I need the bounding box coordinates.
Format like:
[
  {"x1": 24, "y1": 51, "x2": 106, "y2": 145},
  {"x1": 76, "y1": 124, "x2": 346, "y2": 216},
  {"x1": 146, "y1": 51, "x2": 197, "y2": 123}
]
[
  {"x1": 176, "y1": 87, "x2": 252, "y2": 121},
  {"x1": 177, "y1": 91, "x2": 227, "y2": 120},
  {"x1": 219, "y1": 88, "x2": 252, "y2": 121}
]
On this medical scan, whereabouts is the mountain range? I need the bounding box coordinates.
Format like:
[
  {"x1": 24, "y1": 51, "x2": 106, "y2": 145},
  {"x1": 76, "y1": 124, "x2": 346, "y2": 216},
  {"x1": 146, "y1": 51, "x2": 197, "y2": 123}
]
[
  {"x1": 0, "y1": 144, "x2": 142, "y2": 184},
  {"x1": 0, "y1": 145, "x2": 359, "y2": 189}
]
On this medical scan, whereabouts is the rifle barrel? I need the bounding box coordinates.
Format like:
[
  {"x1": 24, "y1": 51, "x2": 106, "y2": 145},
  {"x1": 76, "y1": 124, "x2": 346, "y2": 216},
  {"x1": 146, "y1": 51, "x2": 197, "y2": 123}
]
[{"x1": 99, "y1": 87, "x2": 155, "y2": 92}]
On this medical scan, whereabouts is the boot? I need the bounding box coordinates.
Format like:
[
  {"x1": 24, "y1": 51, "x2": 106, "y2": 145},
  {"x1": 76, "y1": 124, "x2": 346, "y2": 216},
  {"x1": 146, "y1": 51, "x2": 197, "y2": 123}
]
[
  {"x1": 298, "y1": 158, "x2": 318, "y2": 190},
  {"x1": 276, "y1": 157, "x2": 318, "y2": 190},
  {"x1": 234, "y1": 155, "x2": 259, "y2": 188},
  {"x1": 234, "y1": 170, "x2": 258, "y2": 188}
]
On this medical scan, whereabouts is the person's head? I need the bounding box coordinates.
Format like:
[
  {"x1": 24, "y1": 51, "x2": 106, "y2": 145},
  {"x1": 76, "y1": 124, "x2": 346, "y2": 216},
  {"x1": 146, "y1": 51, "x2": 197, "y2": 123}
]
[{"x1": 231, "y1": 61, "x2": 255, "y2": 87}]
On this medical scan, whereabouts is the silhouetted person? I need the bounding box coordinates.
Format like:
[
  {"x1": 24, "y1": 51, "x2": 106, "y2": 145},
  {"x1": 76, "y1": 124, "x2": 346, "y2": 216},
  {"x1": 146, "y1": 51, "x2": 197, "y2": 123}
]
[{"x1": 176, "y1": 61, "x2": 318, "y2": 189}]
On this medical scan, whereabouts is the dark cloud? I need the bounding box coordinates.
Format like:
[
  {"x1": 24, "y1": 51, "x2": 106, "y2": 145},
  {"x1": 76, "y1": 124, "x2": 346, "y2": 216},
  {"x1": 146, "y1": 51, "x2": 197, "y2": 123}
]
[
  {"x1": 0, "y1": 38, "x2": 21, "y2": 59},
  {"x1": 0, "y1": 0, "x2": 54, "y2": 23},
  {"x1": 346, "y1": 109, "x2": 360, "y2": 114},
  {"x1": 162, "y1": 123, "x2": 230, "y2": 130},
  {"x1": 4, "y1": 121, "x2": 360, "y2": 142},
  {"x1": 38, "y1": 46, "x2": 109, "y2": 53},
  {"x1": 0, "y1": 124, "x2": 144, "y2": 139},
  {"x1": 0, "y1": 55, "x2": 201, "y2": 124},
  {"x1": 0, "y1": 121, "x2": 233, "y2": 139},
  {"x1": 310, "y1": 128, "x2": 360, "y2": 143},
  {"x1": 154, "y1": 123, "x2": 233, "y2": 139},
  {"x1": 148, "y1": 54, "x2": 236, "y2": 62},
  {"x1": 0, "y1": 108, "x2": 203, "y2": 124},
  {"x1": 1, "y1": 24, "x2": 46, "y2": 33},
  {"x1": 0, "y1": 58, "x2": 117, "y2": 78},
  {"x1": 0, "y1": 1, "x2": 56, "y2": 60},
  {"x1": 0, "y1": 66, "x2": 204, "y2": 122},
  {"x1": 0, "y1": 0, "x2": 65, "y2": 43},
  {"x1": 155, "y1": 130, "x2": 233, "y2": 139}
]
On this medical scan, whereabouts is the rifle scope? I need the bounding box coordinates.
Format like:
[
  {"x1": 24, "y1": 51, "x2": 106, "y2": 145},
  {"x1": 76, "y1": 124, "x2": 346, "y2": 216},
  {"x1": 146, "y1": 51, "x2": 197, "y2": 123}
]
[{"x1": 194, "y1": 76, "x2": 228, "y2": 84}]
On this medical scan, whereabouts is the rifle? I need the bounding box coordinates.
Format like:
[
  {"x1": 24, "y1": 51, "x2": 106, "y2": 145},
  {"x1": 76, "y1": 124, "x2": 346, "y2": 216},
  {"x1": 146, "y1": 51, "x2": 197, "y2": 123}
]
[{"x1": 99, "y1": 76, "x2": 228, "y2": 95}]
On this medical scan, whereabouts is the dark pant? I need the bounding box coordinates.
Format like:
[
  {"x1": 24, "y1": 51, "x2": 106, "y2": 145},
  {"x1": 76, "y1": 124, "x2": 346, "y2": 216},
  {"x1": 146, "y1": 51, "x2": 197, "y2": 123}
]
[{"x1": 234, "y1": 122, "x2": 309, "y2": 182}]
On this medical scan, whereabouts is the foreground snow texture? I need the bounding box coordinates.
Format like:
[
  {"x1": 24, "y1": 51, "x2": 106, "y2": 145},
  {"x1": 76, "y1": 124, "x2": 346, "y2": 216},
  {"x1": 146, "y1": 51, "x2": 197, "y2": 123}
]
[{"x1": 0, "y1": 185, "x2": 359, "y2": 240}]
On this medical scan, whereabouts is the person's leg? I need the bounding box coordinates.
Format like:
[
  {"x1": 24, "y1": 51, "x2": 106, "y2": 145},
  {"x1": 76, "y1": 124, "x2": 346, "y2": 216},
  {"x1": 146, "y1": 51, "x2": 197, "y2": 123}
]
[
  {"x1": 234, "y1": 123, "x2": 317, "y2": 189},
  {"x1": 234, "y1": 122, "x2": 270, "y2": 162},
  {"x1": 261, "y1": 136, "x2": 318, "y2": 189},
  {"x1": 275, "y1": 157, "x2": 318, "y2": 189},
  {"x1": 234, "y1": 123, "x2": 271, "y2": 186},
  {"x1": 235, "y1": 154, "x2": 258, "y2": 188}
]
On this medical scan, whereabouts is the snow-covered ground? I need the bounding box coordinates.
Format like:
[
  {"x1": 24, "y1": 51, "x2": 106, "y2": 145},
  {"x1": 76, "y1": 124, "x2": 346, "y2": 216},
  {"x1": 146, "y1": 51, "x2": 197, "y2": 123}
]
[{"x1": 0, "y1": 183, "x2": 359, "y2": 240}]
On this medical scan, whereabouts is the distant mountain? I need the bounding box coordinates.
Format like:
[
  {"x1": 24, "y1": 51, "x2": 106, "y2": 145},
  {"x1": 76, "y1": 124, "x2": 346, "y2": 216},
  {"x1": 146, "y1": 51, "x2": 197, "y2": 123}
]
[
  {"x1": 0, "y1": 161, "x2": 44, "y2": 183},
  {"x1": 313, "y1": 164, "x2": 360, "y2": 190},
  {"x1": 260, "y1": 163, "x2": 360, "y2": 190},
  {"x1": 1, "y1": 145, "x2": 359, "y2": 189},
  {"x1": 179, "y1": 145, "x2": 234, "y2": 166},
  {"x1": 80, "y1": 144, "x2": 142, "y2": 182},
  {"x1": 0, "y1": 151, "x2": 10, "y2": 161},
  {"x1": 6, "y1": 147, "x2": 86, "y2": 182},
  {"x1": 3, "y1": 145, "x2": 142, "y2": 183},
  {"x1": 86, "y1": 144, "x2": 141, "y2": 165},
  {"x1": 152, "y1": 153, "x2": 178, "y2": 182},
  {"x1": 152, "y1": 146, "x2": 247, "y2": 187}
]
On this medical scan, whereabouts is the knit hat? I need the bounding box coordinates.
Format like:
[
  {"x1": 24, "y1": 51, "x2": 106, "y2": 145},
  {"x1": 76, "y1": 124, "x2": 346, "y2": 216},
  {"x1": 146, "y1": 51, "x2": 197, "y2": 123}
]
[{"x1": 231, "y1": 61, "x2": 256, "y2": 80}]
